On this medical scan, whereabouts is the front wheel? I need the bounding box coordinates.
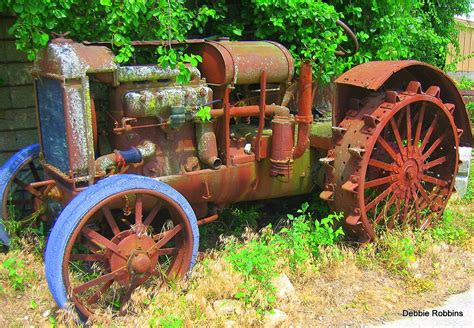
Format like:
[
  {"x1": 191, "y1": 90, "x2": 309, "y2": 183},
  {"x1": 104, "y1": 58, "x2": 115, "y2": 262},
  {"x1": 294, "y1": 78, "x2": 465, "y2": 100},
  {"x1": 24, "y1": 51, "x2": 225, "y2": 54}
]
[{"x1": 45, "y1": 174, "x2": 199, "y2": 318}]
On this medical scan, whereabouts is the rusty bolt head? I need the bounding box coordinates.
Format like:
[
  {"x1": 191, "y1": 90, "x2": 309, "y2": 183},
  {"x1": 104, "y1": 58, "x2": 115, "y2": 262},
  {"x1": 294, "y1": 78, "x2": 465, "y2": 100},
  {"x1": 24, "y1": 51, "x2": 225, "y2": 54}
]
[{"x1": 131, "y1": 253, "x2": 151, "y2": 274}]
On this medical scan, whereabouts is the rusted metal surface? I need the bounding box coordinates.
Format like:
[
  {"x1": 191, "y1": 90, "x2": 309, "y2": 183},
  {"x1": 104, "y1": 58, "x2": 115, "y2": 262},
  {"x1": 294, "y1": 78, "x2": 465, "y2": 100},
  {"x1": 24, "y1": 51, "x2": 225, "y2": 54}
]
[
  {"x1": 190, "y1": 41, "x2": 294, "y2": 85},
  {"x1": 270, "y1": 107, "x2": 294, "y2": 176},
  {"x1": 293, "y1": 62, "x2": 313, "y2": 159},
  {"x1": 323, "y1": 83, "x2": 460, "y2": 241},
  {"x1": 335, "y1": 60, "x2": 472, "y2": 147},
  {"x1": 196, "y1": 122, "x2": 221, "y2": 169},
  {"x1": 123, "y1": 85, "x2": 212, "y2": 118},
  {"x1": 7, "y1": 34, "x2": 471, "y2": 319},
  {"x1": 62, "y1": 189, "x2": 194, "y2": 317}
]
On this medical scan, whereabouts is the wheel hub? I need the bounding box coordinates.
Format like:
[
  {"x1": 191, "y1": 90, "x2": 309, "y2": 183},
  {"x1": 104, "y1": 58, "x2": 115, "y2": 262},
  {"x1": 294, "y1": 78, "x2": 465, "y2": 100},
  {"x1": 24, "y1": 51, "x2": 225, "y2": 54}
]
[
  {"x1": 399, "y1": 157, "x2": 421, "y2": 187},
  {"x1": 108, "y1": 232, "x2": 159, "y2": 285}
]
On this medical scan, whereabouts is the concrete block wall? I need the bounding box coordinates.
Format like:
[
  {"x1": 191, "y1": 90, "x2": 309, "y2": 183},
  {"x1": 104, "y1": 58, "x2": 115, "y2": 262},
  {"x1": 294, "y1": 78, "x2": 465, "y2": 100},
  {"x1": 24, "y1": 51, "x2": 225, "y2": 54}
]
[{"x1": 0, "y1": 14, "x2": 37, "y2": 165}]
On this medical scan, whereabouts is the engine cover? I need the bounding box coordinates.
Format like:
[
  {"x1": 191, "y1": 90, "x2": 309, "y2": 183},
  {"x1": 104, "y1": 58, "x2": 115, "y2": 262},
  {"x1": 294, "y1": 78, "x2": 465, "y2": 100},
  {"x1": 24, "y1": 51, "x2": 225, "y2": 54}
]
[{"x1": 123, "y1": 85, "x2": 213, "y2": 118}]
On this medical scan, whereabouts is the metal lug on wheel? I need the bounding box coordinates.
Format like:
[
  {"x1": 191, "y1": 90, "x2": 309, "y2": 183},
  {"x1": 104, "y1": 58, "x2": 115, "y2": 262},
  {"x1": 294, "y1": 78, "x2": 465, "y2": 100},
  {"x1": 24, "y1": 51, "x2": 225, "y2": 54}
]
[
  {"x1": 332, "y1": 126, "x2": 347, "y2": 138},
  {"x1": 319, "y1": 156, "x2": 335, "y2": 167},
  {"x1": 425, "y1": 86, "x2": 441, "y2": 99},
  {"x1": 445, "y1": 103, "x2": 455, "y2": 114},
  {"x1": 363, "y1": 114, "x2": 380, "y2": 128},
  {"x1": 342, "y1": 175, "x2": 359, "y2": 193},
  {"x1": 405, "y1": 81, "x2": 422, "y2": 94},
  {"x1": 385, "y1": 90, "x2": 400, "y2": 103},
  {"x1": 345, "y1": 208, "x2": 361, "y2": 226},
  {"x1": 320, "y1": 184, "x2": 335, "y2": 201},
  {"x1": 348, "y1": 147, "x2": 366, "y2": 159}
]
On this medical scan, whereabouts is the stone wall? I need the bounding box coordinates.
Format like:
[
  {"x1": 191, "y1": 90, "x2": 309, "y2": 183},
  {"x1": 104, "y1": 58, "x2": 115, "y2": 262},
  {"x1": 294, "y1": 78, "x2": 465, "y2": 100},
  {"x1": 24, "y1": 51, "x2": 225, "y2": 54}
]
[{"x1": 0, "y1": 14, "x2": 37, "y2": 165}]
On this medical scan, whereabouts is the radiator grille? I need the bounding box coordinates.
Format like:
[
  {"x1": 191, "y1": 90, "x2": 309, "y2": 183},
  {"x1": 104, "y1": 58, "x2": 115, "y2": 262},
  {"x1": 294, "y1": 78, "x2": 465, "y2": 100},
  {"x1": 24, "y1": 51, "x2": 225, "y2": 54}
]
[{"x1": 36, "y1": 78, "x2": 70, "y2": 173}]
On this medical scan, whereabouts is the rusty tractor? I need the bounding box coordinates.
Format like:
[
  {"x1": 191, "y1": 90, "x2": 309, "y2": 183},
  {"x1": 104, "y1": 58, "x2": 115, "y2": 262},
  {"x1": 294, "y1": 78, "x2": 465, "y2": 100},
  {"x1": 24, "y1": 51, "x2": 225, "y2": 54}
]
[{"x1": 0, "y1": 24, "x2": 472, "y2": 317}]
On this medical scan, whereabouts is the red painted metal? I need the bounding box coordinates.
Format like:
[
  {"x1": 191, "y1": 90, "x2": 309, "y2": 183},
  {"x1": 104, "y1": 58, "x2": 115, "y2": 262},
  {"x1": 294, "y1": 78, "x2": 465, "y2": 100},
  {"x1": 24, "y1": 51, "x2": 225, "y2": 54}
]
[
  {"x1": 324, "y1": 84, "x2": 460, "y2": 241},
  {"x1": 293, "y1": 62, "x2": 313, "y2": 159}
]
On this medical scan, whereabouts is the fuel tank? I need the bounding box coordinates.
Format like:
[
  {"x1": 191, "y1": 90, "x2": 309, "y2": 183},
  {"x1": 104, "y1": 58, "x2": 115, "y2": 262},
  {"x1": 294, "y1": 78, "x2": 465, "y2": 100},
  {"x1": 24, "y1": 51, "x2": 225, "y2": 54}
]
[{"x1": 189, "y1": 40, "x2": 294, "y2": 85}]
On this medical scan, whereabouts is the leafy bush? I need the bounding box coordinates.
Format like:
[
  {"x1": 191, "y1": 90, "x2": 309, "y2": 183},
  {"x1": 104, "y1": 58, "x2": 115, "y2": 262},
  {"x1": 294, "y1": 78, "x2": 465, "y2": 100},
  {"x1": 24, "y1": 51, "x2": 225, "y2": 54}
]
[
  {"x1": 225, "y1": 238, "x2": 278, "y2": 311},
  {"x1": 2, "y1": 1, "x2": 470, "y2": 83},
  {"x1": 274, "y1": 203, "x2": 344, "y2": 270}
]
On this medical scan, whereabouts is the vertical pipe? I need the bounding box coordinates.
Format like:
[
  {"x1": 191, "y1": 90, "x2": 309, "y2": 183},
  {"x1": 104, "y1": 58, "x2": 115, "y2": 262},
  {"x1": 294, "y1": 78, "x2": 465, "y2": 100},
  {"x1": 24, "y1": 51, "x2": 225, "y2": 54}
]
[
  {"x1": 256, "y1": 70, "x2": 267, "y2": 161},
  {"x1": 223, "y1": 87, "x2": 231, "y2": 166},
  {"x1": 293, "y1": 61, "x2": 313, "y2": 159}
]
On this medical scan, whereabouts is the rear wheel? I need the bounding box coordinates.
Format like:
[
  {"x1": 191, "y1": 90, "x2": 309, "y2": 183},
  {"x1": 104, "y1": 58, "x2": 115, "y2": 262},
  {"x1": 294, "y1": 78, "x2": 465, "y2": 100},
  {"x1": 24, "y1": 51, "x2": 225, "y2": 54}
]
[
  {"x1": 45, "y1": 174, "x2": 199, "y2": 318},
  {"x1": 0, "y1": 144, "x2": 46, "y2": 248},
  {"x1": 322, "y1": 82, "x2": 460, "y2": 241}
]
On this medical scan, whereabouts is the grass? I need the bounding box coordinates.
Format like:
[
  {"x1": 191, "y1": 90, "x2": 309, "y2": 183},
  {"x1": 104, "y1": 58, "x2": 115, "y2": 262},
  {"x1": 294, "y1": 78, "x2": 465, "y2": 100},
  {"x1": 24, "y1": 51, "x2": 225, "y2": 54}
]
[{"x1": 0, "y1": 163, "x2": 473, "y2": 327}]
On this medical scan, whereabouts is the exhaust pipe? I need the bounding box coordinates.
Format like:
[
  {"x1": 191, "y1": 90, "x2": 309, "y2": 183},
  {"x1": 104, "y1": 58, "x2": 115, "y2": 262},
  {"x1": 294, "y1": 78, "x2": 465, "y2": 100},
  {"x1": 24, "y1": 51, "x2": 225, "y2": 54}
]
[
  {"x1": 293, "y1": 61, "x2": 313, "y2": 159},
  {"x1": 196, "y1": 122, "x2": 222, "y2": 169}
]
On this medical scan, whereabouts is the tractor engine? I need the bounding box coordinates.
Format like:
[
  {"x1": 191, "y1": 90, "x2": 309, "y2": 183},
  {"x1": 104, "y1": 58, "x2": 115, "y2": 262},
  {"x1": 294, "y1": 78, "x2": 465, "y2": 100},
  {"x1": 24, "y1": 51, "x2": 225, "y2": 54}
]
[{"x1": 32, "y1": 37, "x2": 306, "y2": 200}]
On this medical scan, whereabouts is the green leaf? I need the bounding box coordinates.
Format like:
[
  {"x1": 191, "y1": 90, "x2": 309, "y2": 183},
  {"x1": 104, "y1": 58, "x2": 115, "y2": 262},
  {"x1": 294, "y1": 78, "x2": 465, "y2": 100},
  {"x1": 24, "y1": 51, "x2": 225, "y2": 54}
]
[{"x1": 100, "y1": 0, "x2": 112, "y2": 6}]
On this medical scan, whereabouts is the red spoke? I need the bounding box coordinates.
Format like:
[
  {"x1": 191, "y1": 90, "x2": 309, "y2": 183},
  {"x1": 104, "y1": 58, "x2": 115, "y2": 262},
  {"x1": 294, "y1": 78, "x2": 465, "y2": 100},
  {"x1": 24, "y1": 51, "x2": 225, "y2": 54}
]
[
  {"x1": 13, "y1": 178, "x2": 42, "y2": 199},
  {"x1": 411, "y1": 188, "x2": 421, "y2": 226},
  {"x1": 388, "y1": 197, "x2": 402, "y2": 229},
  {"x1": 396, "y1": 109, "x2": 406, "y2": 127},
  {"x1": 364, "y1": 175, "x2": 393, "y2": 189},
  {"x1": 368, "y1": 159, "x2": 395, "y2": 172},
  {"x1": 374, "y1": 193, "x2": 397, "y2": 224},
  {"x1": 143, "y1": 202, "x2": 162, "y2": 226},
  {"x1": 70, "y1": 253, "x2": 106, "y2": 262},
  {"x1": 119, "y1": 278, "x2": 140, "y2": 315},
  {"x1": 414, "y1": 103, "x2": 426, "y2": 147},
  {"x1": 86, "y1": 280, "x2": 114, "y2": 305},
  {"x1": 420, "y1": 113, "x2": 439, "y2": 152},
  {"x1": 28, "y1": 162, "x2": 41, "y2": 182},
  {"x1": 422, "y1": 133, "x2": 446, "y2": 160},
  {"x1": 423, "y1": 156, "x2": 447, "y2": 170},
  {"x1": 406, "y1": 105, "x2": 412, "y2": 148},
  {"x1": 102, "y1": 206, "x2": 121, "y2": 236},
  {"x1": 82, "y1": 227, "x2": 126, "y2": 259},
  {"x1": 401, "y1": 193, "x2": 410, "y2": 223},
  {"x1": 135, "y1": 195, "x2": 143, "y2": 225},
  {"x1": 73, "y1": 266, "x2": 126, "y2": 295},
  {"x1": 150, "y1": 224, "x2": 183, "y2": 255},
  {"x1": 377, "y1": 136, "x2": 399, "y2": 162},
  {"x1": 365, "y1": 183, "x2": 396, "y2": 212},
  {"x1": 421, "y1": 174, "x2": 448, "y2": 186},
  {"x1": 416, "y1": 182, "x2": 432, "y2": 205},
  {"x1": 156, "y1": 247, "x2": 176, "y2": 256},
  {"x1": 390, "y1": 118, "x2": 406, "y2": 158}
]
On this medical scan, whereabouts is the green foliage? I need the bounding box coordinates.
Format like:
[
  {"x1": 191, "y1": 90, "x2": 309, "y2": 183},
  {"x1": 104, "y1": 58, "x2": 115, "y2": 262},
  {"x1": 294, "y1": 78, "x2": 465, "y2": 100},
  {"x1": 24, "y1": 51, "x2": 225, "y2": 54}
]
[
  {"x1": 456, "y1": 76, "x2": 474, "y2": 90},
  {"x1": 377, "y1": 234, "x2": 416, "y2": 276},
  {"x1": 225, "y1": 237, "x2": 277, "y2": 311},
  {"x1": 2, "y1": 0, "x2": 470, "y2": 84},
  {"x1": 224, "y1": 203, "x2": 344, "y2": 310},
  {"x1": 196, "y1": 106, "x2": 212, "y2": 122},
  {"x1": 274, "y1": 203, "x2": 344, "y2": 269},
  {"x1": 158, "y1": 314, "x2": 184, "y2": 328},
  {"x1": 431, "y1": 209, "x2": 467, "y2": 244},
  {"x1": 1, "y1": 256, "x2": 31, "y2": 290}
]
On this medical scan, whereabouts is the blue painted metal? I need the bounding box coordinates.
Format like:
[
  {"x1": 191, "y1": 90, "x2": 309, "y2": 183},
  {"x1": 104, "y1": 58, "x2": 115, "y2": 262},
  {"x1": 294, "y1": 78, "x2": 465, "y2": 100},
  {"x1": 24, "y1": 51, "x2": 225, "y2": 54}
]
[
  {"x1": 119, "y1": 147, "x2": 142, "y2": 163},
  {"x1": 0, "y1": 144, "x2": 40, "y2": 248},
  {"x1": 36, "y1": 78, "x2": 69, "y2": 173}
]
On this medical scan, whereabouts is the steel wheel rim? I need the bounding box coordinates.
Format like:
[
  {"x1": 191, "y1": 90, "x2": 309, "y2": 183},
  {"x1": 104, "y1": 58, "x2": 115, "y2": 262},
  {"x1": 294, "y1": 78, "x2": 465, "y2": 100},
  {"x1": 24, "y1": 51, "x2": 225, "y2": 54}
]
[
  {"x1": 1, "y1": 155, "x2": 44, "y2": 223},
  {"x1": 358, "y1": 95, "x2": 459, "y2": 238},
  {"x1": 62, "y1": 188, "x2": 194, "y2": 317}
]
